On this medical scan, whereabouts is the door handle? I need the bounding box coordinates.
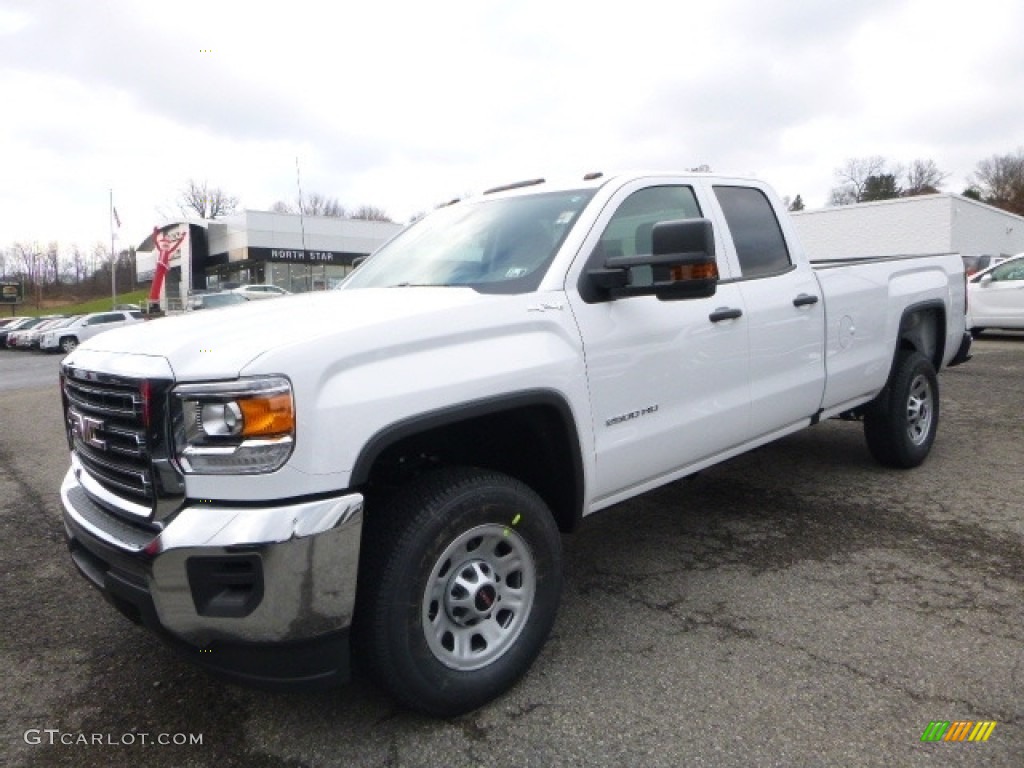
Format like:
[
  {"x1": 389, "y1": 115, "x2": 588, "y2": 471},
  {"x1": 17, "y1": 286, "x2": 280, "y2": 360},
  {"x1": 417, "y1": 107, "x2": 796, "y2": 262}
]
[
  {"x1": 793, "y1": 293, "x2": 820, "y2": 307},
  {"x1": 709, "y1": 307, "x2": 743, "y2": 323}
]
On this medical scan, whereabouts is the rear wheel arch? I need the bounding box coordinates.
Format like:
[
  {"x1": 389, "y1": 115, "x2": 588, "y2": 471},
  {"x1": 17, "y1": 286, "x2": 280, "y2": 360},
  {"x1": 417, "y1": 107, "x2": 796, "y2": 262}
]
[{"x1": 895, "y1": 302, "x2": 946, "y2": 371}]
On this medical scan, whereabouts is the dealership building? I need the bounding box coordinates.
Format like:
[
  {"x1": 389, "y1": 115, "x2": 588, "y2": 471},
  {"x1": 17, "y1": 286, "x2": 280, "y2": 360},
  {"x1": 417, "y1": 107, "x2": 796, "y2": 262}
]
[
  {"x1": 790, "y1": 193, "x2": 1024, "y2": 261},
  {"x1": 136, "y1": 211, "x2": 404, "y2": 310}
]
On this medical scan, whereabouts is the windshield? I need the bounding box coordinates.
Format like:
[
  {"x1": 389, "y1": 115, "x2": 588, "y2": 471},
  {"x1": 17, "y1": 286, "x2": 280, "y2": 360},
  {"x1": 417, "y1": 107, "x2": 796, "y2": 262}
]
[{"x1": 343, "y1": 189, "x2": 595, "y2": 293}]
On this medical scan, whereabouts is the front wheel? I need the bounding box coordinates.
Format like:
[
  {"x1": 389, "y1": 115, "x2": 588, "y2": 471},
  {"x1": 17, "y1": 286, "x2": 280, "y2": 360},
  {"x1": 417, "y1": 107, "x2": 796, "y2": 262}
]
[
  {"x1": 60, "y1": 336, "x2": 78, "y2": 353},
  {"x1": 863, "y1": 350, "x2": 939, "y2": 468},
  {"x1": 354, "y1": 468, "x2": 562, "y2": 717}
]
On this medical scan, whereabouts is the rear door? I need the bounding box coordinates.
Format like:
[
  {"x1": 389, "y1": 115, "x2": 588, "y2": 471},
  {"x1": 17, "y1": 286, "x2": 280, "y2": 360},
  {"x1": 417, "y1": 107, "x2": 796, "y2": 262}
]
[
  {"x1": 567, "y1": 179, "x2": 750, "y2": 506},
  {"x1": 708, "y1": 183, "x2": 826, "y2": 437}
]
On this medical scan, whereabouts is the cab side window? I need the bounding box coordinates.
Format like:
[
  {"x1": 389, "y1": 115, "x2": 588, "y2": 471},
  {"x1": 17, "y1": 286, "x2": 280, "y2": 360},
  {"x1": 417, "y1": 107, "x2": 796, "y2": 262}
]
[
  {"x1": 713, "y1": 186, "x2": 792, "y2": 278},
  {"x1": 590, "y1": 186, "x2": 703, "y2": 290}
]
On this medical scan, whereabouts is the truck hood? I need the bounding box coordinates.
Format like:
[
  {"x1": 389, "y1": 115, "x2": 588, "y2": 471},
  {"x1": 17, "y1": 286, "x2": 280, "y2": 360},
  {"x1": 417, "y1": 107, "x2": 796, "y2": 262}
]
[{"x1": 79, "y1": 288, "x2": 504, "y2": 380}]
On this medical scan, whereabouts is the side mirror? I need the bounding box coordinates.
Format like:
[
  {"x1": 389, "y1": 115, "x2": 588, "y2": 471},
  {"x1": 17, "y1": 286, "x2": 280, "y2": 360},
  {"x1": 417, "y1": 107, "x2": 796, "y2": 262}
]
[
  {"x1": 588, "y1": 218, "x2": 718, "y2": 301},
  {"x1": 979, "y1": 273, "x2": 993, "y2": 285}
]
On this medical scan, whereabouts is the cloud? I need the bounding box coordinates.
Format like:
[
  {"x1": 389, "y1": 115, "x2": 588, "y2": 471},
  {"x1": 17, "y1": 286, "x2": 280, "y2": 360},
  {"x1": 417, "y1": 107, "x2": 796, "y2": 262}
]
[{"x1": 2, "y1": 0, "x2": 1024, "y2": 244}]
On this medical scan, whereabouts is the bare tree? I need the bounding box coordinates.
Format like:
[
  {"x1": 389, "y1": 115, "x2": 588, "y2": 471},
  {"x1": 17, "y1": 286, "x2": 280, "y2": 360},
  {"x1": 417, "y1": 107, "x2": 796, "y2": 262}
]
[
  {"x1": 70, "y1": 245, "x2": 86, "y2": 284},
  {"x1": 350, "y1": 205, "x2": 393, "y2": 222},
  {"x1": 45, "y1": 241, "x2": 60, "y2": 287},
  {"x1": 904, "y1": 159, "x2": 949, "y2": 196},
  {"x1": 90, "y1": 243, "x2": 109, "y2": 289},
  {"x1": 969, "y1": 148, "x2": 1024, "y2": 215},
  {"x1": 828, "y1": 186, "x2": 858, "y2": 207},
  {"x1": 13, "y1": 242, "x2": 44, "y2": 308},
  {"x1": 177, "y1": 179, "x2": 239, "y2": 219},
  {"x1": 299, "y1": 193, "x2": 346, "y2": 217},
  {"x1": 831, "y1": 156, "x2": 887, "y2": 204},
  {"x1": 272, "y1": 193, "x2": 347, "y2": 217}
]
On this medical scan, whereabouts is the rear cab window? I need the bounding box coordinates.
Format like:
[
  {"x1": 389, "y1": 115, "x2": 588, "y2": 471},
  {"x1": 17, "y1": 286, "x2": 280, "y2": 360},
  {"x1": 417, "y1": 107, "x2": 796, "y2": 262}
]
[{"x1": 713, "y1": 186, "x2": 792, "y2": 278}]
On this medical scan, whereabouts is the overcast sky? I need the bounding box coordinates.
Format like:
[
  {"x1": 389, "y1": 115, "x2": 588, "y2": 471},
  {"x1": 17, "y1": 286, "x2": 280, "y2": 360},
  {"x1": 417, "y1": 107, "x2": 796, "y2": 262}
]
[{"x1": 2, "y1": 0, "x2": 1023, "y2": 249}]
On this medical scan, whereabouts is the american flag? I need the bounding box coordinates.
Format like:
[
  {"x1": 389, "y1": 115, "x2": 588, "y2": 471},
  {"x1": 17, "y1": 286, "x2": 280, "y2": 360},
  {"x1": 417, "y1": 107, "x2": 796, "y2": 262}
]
[{"x1": 113, "y1": 207, "x2": 121, "y2": 228}]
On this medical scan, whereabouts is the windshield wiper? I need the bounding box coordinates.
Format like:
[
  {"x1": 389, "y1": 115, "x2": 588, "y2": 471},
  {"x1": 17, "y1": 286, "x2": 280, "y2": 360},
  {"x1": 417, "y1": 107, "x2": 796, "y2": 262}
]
[{"x1": 387, "y1": 282, "x2": 456, "y2": 288}]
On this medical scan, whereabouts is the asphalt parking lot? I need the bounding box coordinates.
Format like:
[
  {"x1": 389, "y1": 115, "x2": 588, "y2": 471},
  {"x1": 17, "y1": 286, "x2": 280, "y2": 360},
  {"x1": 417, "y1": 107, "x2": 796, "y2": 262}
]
[{"x1": 1, "y1": 337, "x2": 1021, "y2": 767}]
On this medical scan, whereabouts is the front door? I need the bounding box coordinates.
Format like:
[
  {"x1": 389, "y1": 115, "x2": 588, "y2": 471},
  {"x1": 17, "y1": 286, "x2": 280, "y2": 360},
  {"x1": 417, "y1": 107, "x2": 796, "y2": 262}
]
[{"x1": 566, "y1": 180, "x2": 750, "y2": 507}]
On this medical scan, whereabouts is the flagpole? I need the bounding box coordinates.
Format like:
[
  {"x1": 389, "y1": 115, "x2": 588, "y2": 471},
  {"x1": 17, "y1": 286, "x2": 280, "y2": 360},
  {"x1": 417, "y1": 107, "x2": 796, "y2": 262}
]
[{"x1": 110, "y1": 188, "x2": 117, "y2": 308}]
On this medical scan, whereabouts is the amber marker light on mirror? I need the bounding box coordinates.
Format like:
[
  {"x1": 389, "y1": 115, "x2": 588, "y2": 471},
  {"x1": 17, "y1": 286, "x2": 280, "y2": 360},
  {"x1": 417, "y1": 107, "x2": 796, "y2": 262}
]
[{"x1": 670, "y1": 262, "x2": 719, "y2": 282}]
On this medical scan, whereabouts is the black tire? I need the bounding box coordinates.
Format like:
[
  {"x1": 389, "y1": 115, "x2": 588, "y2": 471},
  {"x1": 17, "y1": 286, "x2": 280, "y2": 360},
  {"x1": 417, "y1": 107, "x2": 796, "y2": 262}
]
[
  {"x1": 970, "y1": 328, "x2": 983, "y2": 339},
  {"x1": 354, "y1": 467, "x2": 562, "y2": 717},
  {"x1": 60, "y1": 336, "x2": 77, "y2": 353},
  {"x1": 863, "y1": 350, "x2": 939, "y2": 468}
]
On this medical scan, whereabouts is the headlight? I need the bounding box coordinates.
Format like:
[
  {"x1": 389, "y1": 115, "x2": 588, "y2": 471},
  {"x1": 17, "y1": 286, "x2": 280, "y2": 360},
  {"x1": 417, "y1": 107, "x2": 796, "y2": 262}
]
[{"x1": 172, "y1": 376, "x2": 295, "y2": 474}]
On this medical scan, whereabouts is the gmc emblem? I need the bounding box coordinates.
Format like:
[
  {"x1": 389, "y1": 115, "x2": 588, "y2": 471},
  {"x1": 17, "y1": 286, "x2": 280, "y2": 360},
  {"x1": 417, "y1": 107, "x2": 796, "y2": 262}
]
[{"x1": 69, "y1": 410, "x2": 106, "y2": 450}]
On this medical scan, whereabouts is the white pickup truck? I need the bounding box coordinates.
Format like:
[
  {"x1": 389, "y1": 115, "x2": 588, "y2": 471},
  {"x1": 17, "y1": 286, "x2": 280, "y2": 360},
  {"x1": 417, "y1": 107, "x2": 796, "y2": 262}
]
[{"x1": 60, "y1": 172, "x2": 971, "y2": 716}]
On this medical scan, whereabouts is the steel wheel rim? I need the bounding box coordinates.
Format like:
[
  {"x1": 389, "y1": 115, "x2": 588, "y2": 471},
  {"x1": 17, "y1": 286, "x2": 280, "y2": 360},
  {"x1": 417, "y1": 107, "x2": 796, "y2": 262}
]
[
  {"x1": 905, "y1": 373, "x2": 933, "y2": 445},
  {"x1": 422, "y1": 523, "x2": 536, "y2": 671}
]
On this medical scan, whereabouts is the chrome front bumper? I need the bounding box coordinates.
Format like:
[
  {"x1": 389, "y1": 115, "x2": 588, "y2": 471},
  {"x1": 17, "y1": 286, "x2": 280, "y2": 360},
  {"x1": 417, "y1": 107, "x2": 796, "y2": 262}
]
[{"x1": 61, "y1": 463, "x2": 364, "y2": 681}]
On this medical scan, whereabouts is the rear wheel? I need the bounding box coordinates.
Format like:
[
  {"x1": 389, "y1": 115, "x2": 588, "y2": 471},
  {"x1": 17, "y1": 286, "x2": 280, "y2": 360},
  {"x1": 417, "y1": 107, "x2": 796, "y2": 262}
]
[
  {"x1": 864, "y1": 350, "x2": 939, "y2": 468},
  {"x1": 354, "y1": 468, "x2": 562, "y2": 717}
]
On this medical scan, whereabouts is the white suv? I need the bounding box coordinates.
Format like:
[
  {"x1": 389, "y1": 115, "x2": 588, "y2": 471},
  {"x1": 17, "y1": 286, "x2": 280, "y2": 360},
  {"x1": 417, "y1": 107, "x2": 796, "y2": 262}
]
[
  {"x1": 230, "y1": 284, "x2": 290, "y2": 300},
  {"x1": 39, "y1": 310, "x2": 145, "y2": 354}
]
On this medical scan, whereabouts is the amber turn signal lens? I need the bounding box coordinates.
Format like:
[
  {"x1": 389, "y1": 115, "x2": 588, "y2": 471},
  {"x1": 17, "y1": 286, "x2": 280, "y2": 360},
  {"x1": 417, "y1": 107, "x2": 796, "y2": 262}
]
[
  {"x1": 238, "y1": 393, "x2": 294, "y2": 437},
  {"x1": 669, "y1": 262, "x2": 718, "y2": 282}
]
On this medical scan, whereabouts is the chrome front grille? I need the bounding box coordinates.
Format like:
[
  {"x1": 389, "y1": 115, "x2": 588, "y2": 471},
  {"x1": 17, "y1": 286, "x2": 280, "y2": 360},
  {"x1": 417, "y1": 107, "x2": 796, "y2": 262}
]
[{"x1": 61, "y1": 368, "x2": 181, "y2": 520}]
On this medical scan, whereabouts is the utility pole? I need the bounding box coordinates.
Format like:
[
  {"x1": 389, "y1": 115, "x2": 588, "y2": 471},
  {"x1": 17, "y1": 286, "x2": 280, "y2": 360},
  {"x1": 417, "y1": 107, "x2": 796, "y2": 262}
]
[{"x1": 110, "y1": 189, "x2": 118, "y2": 309}]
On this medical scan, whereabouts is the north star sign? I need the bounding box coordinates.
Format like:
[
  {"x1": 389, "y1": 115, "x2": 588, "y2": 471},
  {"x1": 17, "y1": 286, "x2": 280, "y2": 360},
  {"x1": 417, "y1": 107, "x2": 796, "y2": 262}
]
[{"x1": 249, "y1": 247, "x2": 355, "y2": 265}]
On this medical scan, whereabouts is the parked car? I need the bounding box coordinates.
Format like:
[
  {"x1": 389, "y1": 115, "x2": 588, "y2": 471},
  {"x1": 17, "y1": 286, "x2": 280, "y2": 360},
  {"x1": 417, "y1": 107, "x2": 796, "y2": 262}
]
[
  {"x1": 0, "y1": 317, "x2": 35, "y2": 347},
  {"x1": 11, "y1": 316, "x2": 67, "y2": 349},
  {"x1": 0, "y1": 316, "x2": 28, "y2": 330},
  {"x1": 230, "y1": 284, "x2": 290, "y2": 300},
  {"x1": 39, "y1": 310, "x2": 145, "y2": 353},
  {"x1": 21, "y1": 315, "x2": 82, "y2": 350},
  {"x1": 189, "y1": 292, "x2": 250, "y2": 310},
  {"x1": 967, "y1": 253, "x2": 1024, "y2": 335},
  {"x1": 4, "y1": 316, "x2": 58, "y2": 349}
]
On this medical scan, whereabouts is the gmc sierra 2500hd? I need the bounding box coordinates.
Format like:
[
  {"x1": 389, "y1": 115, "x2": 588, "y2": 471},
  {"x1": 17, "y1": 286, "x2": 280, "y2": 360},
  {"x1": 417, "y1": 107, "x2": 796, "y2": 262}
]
[{"x1": 60, "y1": 172, "x2": 971, "y2": 716}]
